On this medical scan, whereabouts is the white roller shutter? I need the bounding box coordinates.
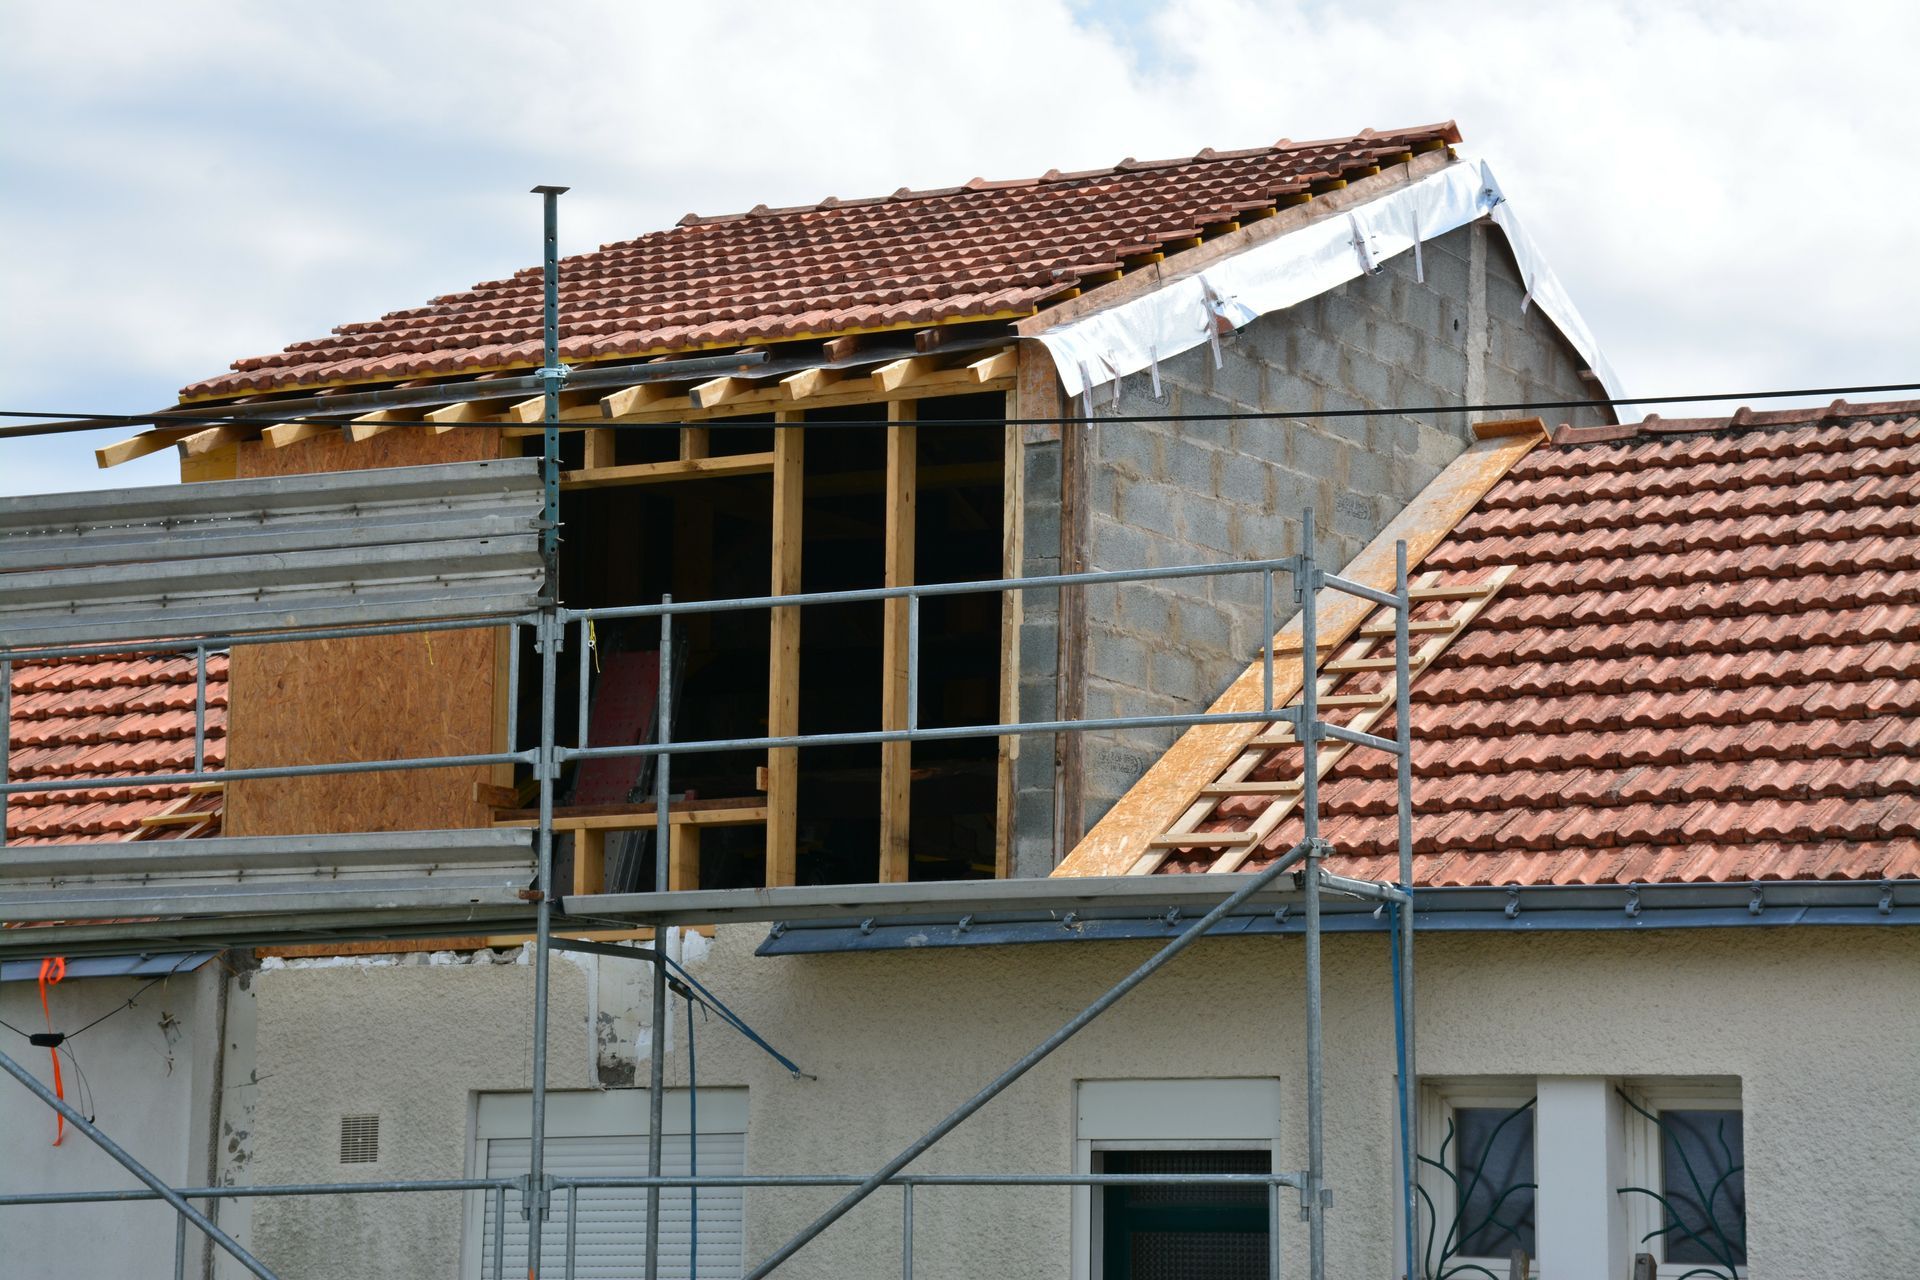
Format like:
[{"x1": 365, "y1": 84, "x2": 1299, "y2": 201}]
[{"x1": 473, "y1": 1089, "x2": 746, "y2": 1280}]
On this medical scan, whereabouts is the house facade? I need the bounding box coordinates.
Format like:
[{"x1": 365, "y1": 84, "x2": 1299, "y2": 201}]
[{"x1": 13, "y1": 122, "x2": 1912, "y2": 1280}]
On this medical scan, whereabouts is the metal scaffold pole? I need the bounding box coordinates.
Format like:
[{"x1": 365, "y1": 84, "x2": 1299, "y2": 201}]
[
  {"x1": 1299, "y1": 507, "x2": 1328, "y2": 1280},
  {"x1": 525, "y1": 181, "x2": 570, "y2": 1279},
  {"x1": 1396, "y1": 539, "x2": 1419, "y2": 1278},
  {"x1": 646, "y1": 600, "x2": 673, "y2": 1280}
]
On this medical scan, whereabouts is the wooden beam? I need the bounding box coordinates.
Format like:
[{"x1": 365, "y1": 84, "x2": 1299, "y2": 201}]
[
  {"x1": 345, "y1": 410, "x2": 404, "y2": 444},
  {"x1": 96, "y1": 427, "x2": 197, "y2": 469},
  {"x1": 680, "y1": 426, "x2": 709, "y2": 462},
  {"x1": 600, "y1": 382, "x2": 674, "y2": 418},
  {"x1": 821, "y1": 334, "x2": 863, "y2": 362},
  {"x1": 427, "y1": 399, "x2": 511, "y2": 434},
  {"x1": 766, "y1": 409, "x2": 804, "y2": 887},
  {"x1": 994, "y1": 386, "x2": 1024, "y2": 880},
  {"x1": 507, "y1": 390, "x2": 601, "y2": 423},
  {"x1": 559, "y1": 453, "x2": 775, "y2": 490},
  {"x1": 969, "y1": 348, "x2": 1018, "y2": 383},
  {"x1": 176, "y1": 424, "x2": 253, "y2": 457},
  {"x1": 690, "y1": 376, "x2": 753, "y2": 410},
  {"x1": 780, "y1": 366, "x2": 841, "y2": 400},
  {"x1": 879, "y1": 400, "x2": 917, "y2": 883},
  {"x1": 260, "y1": 420, "x2": 335, "y2": 449},
  {"x1": 871, "y1": 356, "x2": 939, "y2": 393}
]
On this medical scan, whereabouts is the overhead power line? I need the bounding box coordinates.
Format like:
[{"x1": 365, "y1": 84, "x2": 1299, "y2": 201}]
[{"x1": 2, "y1": 380, "x2": 1918, "y2": 440}]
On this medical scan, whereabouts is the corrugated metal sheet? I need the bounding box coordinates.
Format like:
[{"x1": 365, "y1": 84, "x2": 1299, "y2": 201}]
[
  {"x1": 0, "y1": 828, "x2": 535, "y2": 924},
  {"x1": 0, "y1": 458, "x2": 544, "y2": 648}
]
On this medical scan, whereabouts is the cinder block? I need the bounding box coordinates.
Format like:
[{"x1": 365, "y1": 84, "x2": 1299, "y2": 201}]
[
  {"x1": 1162, "y1": 438, "x2": 1219, "y2": 495},
  {"x1": 1120, "y1": 480, "x2": 1181, "y2": 539},
  {"x1": 1177, "y1": 603, "x2": 1235, "y2": 654},
  {"x1": 1217, "y1": 456, "x2": 1272, "y2": 509},
  {"x1": 1090, "y1": 519, "x2": 1152, "y2": 575},
  {"x1": 1287, "y1": 429, "x2": 1349, "y2": 484},
  {"x1": 1023, "y1": 441, "x2": 1060, "y2": 487},
  {"x1": 1211, "y1": 347, "x2": 1266, "y2": 409},
  {"x1": 1119, "y1": 587, "x2": 1175, "y2": 637},
  {"x1": 1183, "y1": 498, "x2": 1233, "y2": 553}
]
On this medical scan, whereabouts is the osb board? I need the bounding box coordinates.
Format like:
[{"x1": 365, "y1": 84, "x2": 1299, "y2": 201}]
[
  {"x1": 1052, "y1": 422, "x2": 1545, "y2": 878},
  {"x1": 226, "y1": 427, "x2": 507, "y2": 836}
]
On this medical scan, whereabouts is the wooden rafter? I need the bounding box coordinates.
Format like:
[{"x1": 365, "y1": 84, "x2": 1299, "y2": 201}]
[
  {"x1": 95, "y1": 426, "x2": 199, "y2": 468},
  {"x1": 176, "y1": 424, "x2": 252, "y2": 457},
  {"x1": 261, "y1": 419, "x2": 335, "y2": 449}
]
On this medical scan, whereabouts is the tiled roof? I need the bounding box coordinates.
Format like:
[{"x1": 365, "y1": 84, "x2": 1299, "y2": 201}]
[
  {"x1": 1160, "y1": 401, "x2": 1920, "y2": 886},
  {"x1": 181, "y1": 123, "x2": 1460, "y2": 400},
  {"x1": 5, "y1": 654, "x2": 227, "y2": 845}
]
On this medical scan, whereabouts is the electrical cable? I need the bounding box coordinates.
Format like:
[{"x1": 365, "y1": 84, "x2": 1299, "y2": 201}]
[{"x1": 3, "y1": 379, "x2": 1920, "y2": 438}]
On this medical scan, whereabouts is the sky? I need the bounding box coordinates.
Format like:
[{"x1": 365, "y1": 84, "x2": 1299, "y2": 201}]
[{"x1": 2, "y1": 0, "x2": 1914, "y2": 494}]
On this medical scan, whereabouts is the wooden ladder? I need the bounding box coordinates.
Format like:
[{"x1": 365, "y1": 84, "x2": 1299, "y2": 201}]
[{"x1": 1129, "y1": 566, "x2": 1515, "y2": 876}]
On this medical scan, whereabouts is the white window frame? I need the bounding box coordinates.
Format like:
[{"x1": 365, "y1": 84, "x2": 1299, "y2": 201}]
[
  {"x1": 460, "y1": 1087, "x2": 748, "y2": 1280},
  {"x1": 1071, "y1": 1078, "x2": 1283, "y2": 1280},
  {"x1": 1618, "y1": 1080, "x2": 1746, "y2": 1280},
  {"x1": 1415, "y1": 1078, "x2": 1539, "y2": 1280}
]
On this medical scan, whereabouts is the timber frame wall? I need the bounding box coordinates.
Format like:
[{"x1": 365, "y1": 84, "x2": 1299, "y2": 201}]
[{"x1": 166, "y1": 340, "x2": 1038, "y2": 888}]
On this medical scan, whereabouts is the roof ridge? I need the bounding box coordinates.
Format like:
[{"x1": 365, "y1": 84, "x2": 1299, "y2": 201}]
[
  {"x1": 662, "y1": 121, "x2": 1459, "y2": 231},
  {"x1": 1552, "y1": 396, "x2": 1920, "y2": 447}
]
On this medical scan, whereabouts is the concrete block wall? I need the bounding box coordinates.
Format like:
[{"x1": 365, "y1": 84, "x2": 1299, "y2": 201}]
[{"x1": 1013, "y1": 221, "x2": 1606, "y2": 876}]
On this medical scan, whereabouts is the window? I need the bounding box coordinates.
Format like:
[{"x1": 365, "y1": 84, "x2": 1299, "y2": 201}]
[
  {"x1": 1415, "y1": 1082, "x2": 1537, "y2": 1278},
  {"x1": 466, "y1": 1088, "x2": 746, "y2": 1280},
  {"x1": 1073, "y1": 1079, "x2": 1282, "y2": 1280},
  {"x1": 1619, "y1": 1084, "x2": 1746, "y2": 1279}
]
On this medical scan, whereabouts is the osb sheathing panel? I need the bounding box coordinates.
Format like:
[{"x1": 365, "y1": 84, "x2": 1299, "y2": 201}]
[
  {"x1": 1052, "y1": 422, "x2": 1545, "y2": 878},
  {"x1": 225, "y1": 427, "x2": 508, "y2": 836}
]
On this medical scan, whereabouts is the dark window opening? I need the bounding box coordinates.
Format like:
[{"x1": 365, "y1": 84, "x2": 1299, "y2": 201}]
[
  {"x1": 1100, "y1": 1149, "x2": 1271, "y2": 1280},
  {"x1": 1452, "y1": 1105, "x2": 1536, "y2": 1260}
]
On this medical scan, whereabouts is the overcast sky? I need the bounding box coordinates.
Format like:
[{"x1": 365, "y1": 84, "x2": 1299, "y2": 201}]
[{"x1": 2, "y1": 0, "x2": 1912, "y2": 494}]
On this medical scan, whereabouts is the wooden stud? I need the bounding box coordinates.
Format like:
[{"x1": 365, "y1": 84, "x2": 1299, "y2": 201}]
[
  {"x1": 572, "y1": 828, "x2": 606, "y2": 896},
  {"x1": 582, "y1": 427, "x2": 616, "y2": 471},
  {"x1": 821, "y1": 334, "x2": 863, "y2": 362},
  {"x1": 669, "y1": 824, "x2": 701, "y2": 892},
  {"x1": 994, "y1": 385, "x2": 1026, "y2": 879},
  {"x1": 679, "y1": 426, "x2": 709, "y2": 462},
  {"x1": 879, "y1": 400, "x2": 917, "y2": 883},
  {"x1": 766, "y1": 409, "x2": 803, "y2": 887}
]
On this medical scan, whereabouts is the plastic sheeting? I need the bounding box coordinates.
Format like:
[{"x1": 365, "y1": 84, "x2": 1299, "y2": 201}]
[{"x1": 1035, "y1": 156, "x2": 1622, "y2": 405}]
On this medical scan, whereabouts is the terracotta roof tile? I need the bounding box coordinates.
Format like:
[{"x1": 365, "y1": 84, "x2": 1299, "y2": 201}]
[
  {"x1": 178, "y1": 123, "x2": 1459, "y2": 400},
  {"x1": 1159, "y1": 403, "x2": 1920, "y2": 886},
  {"x1": 5, "y1": 653, "x2": 226, "y2": 846}
]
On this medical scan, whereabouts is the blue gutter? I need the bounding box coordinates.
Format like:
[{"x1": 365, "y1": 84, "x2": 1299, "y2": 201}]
[{"x1": 756, "y1": 881, "x2": 1913, "y2": 956}]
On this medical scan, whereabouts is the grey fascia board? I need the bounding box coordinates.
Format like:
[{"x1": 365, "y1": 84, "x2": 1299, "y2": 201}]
[
  {"x1": 0, "y1": 876, "x2": 535, "y2": 923},
  {"x1": 0, "y1": 908, "x2": 538, "y2": 960}
]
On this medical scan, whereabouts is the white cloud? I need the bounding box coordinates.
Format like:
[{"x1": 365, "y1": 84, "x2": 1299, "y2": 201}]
[{"x1": 1, "y1": 0, "x2": 1913, "y2": 493}]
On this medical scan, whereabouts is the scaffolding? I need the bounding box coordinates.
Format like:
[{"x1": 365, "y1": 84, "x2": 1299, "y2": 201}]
[{"x1": 0, "y1": 189, "x2": 1424, "y2": 1280}]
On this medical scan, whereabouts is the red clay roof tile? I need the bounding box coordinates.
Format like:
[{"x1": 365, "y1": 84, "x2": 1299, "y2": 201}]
[
  {"x1": 179, "y1": 123, "x2": 1458, "y2": 400},
  {"x1": 1162, "y1": 402, "x2": 1920, "y2": 886},
  {"x1": 5, "y1": 653, "x2": 226, "y2": 846}
]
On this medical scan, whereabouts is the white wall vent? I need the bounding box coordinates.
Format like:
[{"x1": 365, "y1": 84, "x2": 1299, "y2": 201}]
[{"x1": 339, "y1": 1114, "x2": 381, "y2": 1164}]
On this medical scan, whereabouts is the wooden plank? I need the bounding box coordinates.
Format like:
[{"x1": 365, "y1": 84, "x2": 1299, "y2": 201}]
[
  {"x1": 1056, "y1": 383, "x2": 1089, "y2": 852},
  {"x1": 425, "y1": 399, "x2": 512, "y2": 434},
  {"x1": 566, "y1": 367, "x2": 1015, "y2": 427},
  {"x1": 994, "y1": 387, "x2": 1024, "y2": 879},
  {"x1": 1146, "y1": 830, "x2": 1258, "y2": 849},
  {"x1": 680, "y1": 426, "x2": 709, "y2": 462},
  {"x1": 96, "y1": 427, "x2": 197, "y2": 468},
  {"x1": 491, "y1": 796, "x2": 767, "y2": 821},
  {"x1": 559, "y1": 453, "x2": 774, "y2": 490},
  {"x1": 879, "y1": 400, "x2": 917, "y2": 883},
  {"x1": 766, "y1": 409, "x2": 803, "y2": 887},
  {"x1": 571, "y1": 828, "x2": 606, "y2": 896},
  {"x1": 345, "y1": 410, "x2": 404, "y2": 444},
  {"x1": 1197, "y1": 780, "x2": 1300, "y2": 796},
  {"x1": 1055, "y1": 430, "x2": 1545, "y2": 878},
  {"x1": 178, "y1": 442, "x2": 240, "y2": 483}
]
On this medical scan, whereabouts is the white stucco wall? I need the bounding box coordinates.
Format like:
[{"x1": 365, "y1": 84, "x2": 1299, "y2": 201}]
[
  {"x1": 1, "y1": 961, "x2": 228, "y2": 1280},
  {"x1": 233, "y1": 925, "x2": 1920, "y2": 1279}
]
